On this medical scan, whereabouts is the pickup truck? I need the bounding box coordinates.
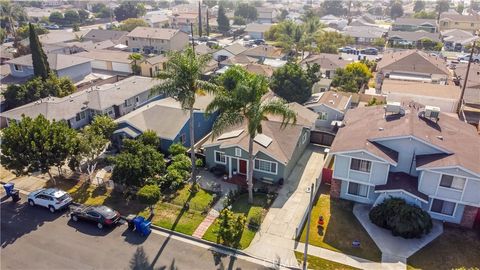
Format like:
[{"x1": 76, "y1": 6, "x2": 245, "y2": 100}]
[{"x1": 70, "y1": 204, "x2": 121, "y2": 229}]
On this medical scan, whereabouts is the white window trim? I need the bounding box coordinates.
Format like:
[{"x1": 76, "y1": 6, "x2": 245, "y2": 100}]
[
  {"x1": 346, "y1": 181, "x2": 370, "y2": 198},
  {"x1": 235, "y1": 148, "x2": 242, "y2": 157},
  {"x1": 13, "y1": 64, "x2": 23, "y2": 72},
  {"x1": 302, "y1": 132, "x2": 308, "y2": 144},
  {"x1": 317, "y1": 111, "x2": 328, "y2": 121},
  {"x1": 253, "y1": 158, "x2": 278, "y2": 175},
  {"x1": 214, "y1": 150, "x2": 227, "y2": 165},
  {"x1": 429, "y1": 198, "x2": 457, "y2": 217},
  {"x1": 439, "y1": 174, "x2": 466, "y2": 191},
  {"x1": 350, "y1": 158, "x2": 372, "y2": 173}
]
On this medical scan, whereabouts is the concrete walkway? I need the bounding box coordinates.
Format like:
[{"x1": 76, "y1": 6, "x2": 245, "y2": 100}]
[
  {"x1": 245, "y1": 145, "x2": 326, "y2": 268},
  {"x1": 353, "y1": 203, "x2": 444, "y2": 270}
]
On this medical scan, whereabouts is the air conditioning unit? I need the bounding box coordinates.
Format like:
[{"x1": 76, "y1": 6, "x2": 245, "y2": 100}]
[
  {"x1": 425, "y1": 105, "x2": 440, "y2": 121},
  {"x1": 385, "y1": 101, "x2": 401, "y2": 114}
]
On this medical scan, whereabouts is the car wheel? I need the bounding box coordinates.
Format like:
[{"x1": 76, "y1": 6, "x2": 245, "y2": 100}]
[
  {"x1": 28, "y1": 199, "x2": 35, "y2": 206},
  {"x1": 97, "y1": 223, "x2": 103, "y2": 229},
  {"x1": 71, "y1": 215, "x2": 78, "y2": 222},
  {"x1": 48, "y1": 205, "x2": 55, "y2": 213},
  {"x1": 475, "y1": 59, "x2": 480, "y2": 63}
]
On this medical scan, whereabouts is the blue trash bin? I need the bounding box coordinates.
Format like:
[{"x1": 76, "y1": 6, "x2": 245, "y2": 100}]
[
  {"x1": 3, "y1": 183, "x2": 14, "y2": 196},
  {"x1": 140, "y1": 221, "x2": 152, "y2": 236},
  {"x1": 133, "y1": 216, "x2": 145, "y2": 231}
]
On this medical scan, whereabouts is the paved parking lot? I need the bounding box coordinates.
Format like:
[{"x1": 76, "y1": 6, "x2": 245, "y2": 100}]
[{"x1": 1, "y1": 195, "x2": 268, "y2": 270}]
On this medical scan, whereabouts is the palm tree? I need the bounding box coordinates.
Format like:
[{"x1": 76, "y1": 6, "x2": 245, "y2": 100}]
[
  {"x1": 206, "y1": 66, "x2": 296, "y2": 204},
  {"x1": 151, "y1": 47, "x2": 217, "y2": 185},
  {"x1": 128, "y1": 53, "x2": 143, "y2": 75}
]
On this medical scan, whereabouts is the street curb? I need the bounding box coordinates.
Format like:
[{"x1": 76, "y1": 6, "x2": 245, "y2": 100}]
[
  {"x1": 0, "y1": 180, "x2": 30, "y2": 196},
  {"x1": 149, "y1": 224, "x2": 300, "y2": 269}
]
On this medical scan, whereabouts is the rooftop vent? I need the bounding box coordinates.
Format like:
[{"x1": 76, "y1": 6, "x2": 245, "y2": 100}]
[
  {"x1": 329, "y1": 99, "x2": 335, "y2": 104},
  {"x1": 385, "y1": 101, "x2": 402, "y2": 115},
  {"x1": 379, "y1": 127, "x2": 384, "y2": 131},
  {"x1": 424, "y1": 105, "x2": 440, "y2": 123}
]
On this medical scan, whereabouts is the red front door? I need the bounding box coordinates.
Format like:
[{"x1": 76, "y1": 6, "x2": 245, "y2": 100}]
[{"x1": 239, "y1": 160, "x2": 247, "y2": 175}]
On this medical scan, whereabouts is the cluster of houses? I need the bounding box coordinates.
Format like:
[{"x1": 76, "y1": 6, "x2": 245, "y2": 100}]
[{"x1": 1, "y1": 1, "x2": 479, "y2": 231}]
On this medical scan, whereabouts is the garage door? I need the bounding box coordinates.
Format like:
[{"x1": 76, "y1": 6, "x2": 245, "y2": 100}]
[
  {"x1": 310, "y1": 131, "x2": 335, "y2": 146},
  {"x1": 112, "y1": 62, "x2": 132, "y2": 73},
  {"x1": 91, "y1": 60, "x2": 108, "y2": 70}
]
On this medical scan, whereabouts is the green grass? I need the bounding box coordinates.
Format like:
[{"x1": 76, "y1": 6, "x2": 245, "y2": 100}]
[
  {"x1": 294, "y1": 251, "x2": 361, "y2": 270},
  {"x1": 299, "y1": 185, "x2": 381, "y2": 262},
  {"x1": 139, "y1": 185, "x2": 215, "y2": 235},
  {"x1": 203, "y1": 193, "x2": 269, "y2": 249},
  {"x1": 407, "y1": 227, "x2": 480, "y2": 270}
]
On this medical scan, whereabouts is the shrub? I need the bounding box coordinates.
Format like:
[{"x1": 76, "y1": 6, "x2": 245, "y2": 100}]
[
  {"x1": 217, "y1": 209, "x2": 246, "y2": 247},
  {"x1": 247, "y1": 210, "x2": 262, "y2": 231},
  {"x1": 168, "y1": 143, "x2": 187, "y2": 156},
  {"x1": 137, "y1": 184, "x2": 161, "y2": 209},
  {"x1": 369, "y1": 198, "x2": 432, "y2": 238},
  {"x1": 195, "y1": 158, "x2": 204, "y2": 168}
]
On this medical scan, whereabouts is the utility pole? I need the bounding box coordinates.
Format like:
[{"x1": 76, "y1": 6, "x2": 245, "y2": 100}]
[
  {"x1": 198, "y1": 1, "x2": 202, "y2": 37},
  {"x1": 457, "y1": 39, "x2": 477, "y2": 115},
  {"x1": 206, "y1": 8, "x2": 210, "y2": 37},
  {"x1": 303, "y1": 182, "x2": 315, "y2": 270},
  {"x1": 190, "y1": 22, "x2": 196, "y2": 55}
]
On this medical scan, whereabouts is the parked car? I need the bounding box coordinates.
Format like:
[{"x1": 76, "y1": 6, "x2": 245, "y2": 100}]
[
  {"x1": 252, "y1": 39, "x2": 265, "y2": 45},
  {"x1": 28, "y1": 188, "x2": 73, "y2": 213},
  {"x1": 70, "y1": 205, "x2": 121, "y2": 229},
  {"x1": 458, "y1": 54, "x2": 480, "y2": 63},
  {"x1": 360, "y1": 47, "x2": 378, "y2": 55},
  {"x1": 243, "y1": 35, "x2": 251, "y2": 41},
  {"x1": 45, "y1": 24, "x2": 60, "y2": 30},
  {"x1": 338, "y1": 46, "x2": 356, "y2": 54}
]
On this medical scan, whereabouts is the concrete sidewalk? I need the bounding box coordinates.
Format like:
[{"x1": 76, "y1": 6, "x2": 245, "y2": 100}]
[{"x1": 245, "y1": 145, "x2": 326, "y2": 268}]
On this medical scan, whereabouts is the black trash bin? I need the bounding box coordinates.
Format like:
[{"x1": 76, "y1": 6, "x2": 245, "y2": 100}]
[
  {"x1": 10, "y1": 189, "x2": 20, "y2": 202},
  {"x1": 126, "y1": 214, "x2": 136, "y2": 231}
]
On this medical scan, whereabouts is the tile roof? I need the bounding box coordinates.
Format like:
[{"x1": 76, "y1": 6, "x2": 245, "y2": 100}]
[
  {"x1": 330, "y1": 104, "x2": 480, "y2": 174},
  {"x1": 301, "y1": 53, "x2": 352, "y2": 70},
  {"x1": 6, "y1": 53, "x2": 92, "y2": 70},
  {"x1": 377, "y1": 50, "x2": 450, "y2": 76},
  {"x1": 2, "y1": 76, "x2": 159, "y2": 122},
  {"x1": 127, "y1": 27, "x2": 182, "y2": 40}
]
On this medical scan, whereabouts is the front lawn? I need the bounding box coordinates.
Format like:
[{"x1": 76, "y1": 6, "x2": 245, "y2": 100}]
[
  {"x1": 294, "y1": 251, "x2": 361, "y2": 270},
  {"x1": 202, "y1": 193, "x2": 271, "y2": 249},
  {"x1": 139, "y1": 185, "x2": 215, "y2": 235},
  {"x1": 407, "y1": 226, "x2": 480, "y2": 270},
  {"x1": 299, "y1": 185, "x2": 382, "y2": 262}
]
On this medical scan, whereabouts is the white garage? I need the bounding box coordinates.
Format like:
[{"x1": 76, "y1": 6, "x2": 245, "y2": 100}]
[
  {"x1": 112, "y1": 62, "x2": 131, "y2": 73},
  {"x1": 75, "y1": 49, "x2": 133, "y2": 75}
]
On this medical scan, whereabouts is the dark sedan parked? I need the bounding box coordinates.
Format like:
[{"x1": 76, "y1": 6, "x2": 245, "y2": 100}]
[{"x1": 70, "y1": 205, "x2": 121, "y2": 229}]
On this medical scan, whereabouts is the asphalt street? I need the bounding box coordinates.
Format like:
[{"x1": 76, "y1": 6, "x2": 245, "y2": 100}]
[{"x1": 0, "y1": 195, "x2": 270, "y2": 270}]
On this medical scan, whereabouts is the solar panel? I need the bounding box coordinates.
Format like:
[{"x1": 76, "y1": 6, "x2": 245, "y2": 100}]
[
  {"x1": 218, "y1": 129, "x2": 244, "y2": 140},
  {"x1": 254, "y1": 133, "x2": 273, "y2": 147}
]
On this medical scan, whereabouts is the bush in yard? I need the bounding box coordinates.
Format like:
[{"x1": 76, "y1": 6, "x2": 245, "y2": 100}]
[
  {"x1": 247, "y1": 210, "x2": 262, "y2": 231},
  {"x1": 168, "y1": 143, "x2": 187, "y2": 157},
  {"x1": 137, "y1": 184, "x2": 161, "y2": 215},
  {"x1": 217, "y1": 209, "x2": 246, "y2": 247},
  {"x1": 369, "y1": 198, "x2": 432, "y2": 238},
  {"x1": 162, "y1": 168, "x2": 184, "y2": 191}
]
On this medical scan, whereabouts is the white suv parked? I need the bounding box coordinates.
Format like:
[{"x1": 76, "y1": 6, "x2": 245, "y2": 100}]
[{"x1": 27, "y1": 188, "x2": 73, "y2": 213}]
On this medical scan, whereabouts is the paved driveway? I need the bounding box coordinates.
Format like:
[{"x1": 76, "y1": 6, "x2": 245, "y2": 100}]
[
  {"x1": 246, "y1": 145, "x2": 326, "y2": 267},
  {"x1": 1, "y1": 195, "x2": 268, "y2": 270}
]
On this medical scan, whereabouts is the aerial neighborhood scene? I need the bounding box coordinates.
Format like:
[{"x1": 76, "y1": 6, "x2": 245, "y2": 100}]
[{"x1": 1, "y1": 0, "x2": 480, "y2": 269}]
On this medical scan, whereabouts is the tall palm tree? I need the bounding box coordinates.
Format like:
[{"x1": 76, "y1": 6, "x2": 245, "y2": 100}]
[
  {"x1": 128, "y1": 53, "x2": 143, "y2": 75},
  {"x1": 206, "y1": 67, "x2": 296, "y2": 204},
  {"x1": 151, "y1": 47, "x2": 217, "y2": 185}
]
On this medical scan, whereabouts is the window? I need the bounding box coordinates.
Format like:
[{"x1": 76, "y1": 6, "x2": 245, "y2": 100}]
[
  {"x1": 347, "y1": 182, "x2": 369, "y2": 197},
  {"x1": 430, "y1": 199, "x2": 456, "y2": 216},
  {"x1": 318, "y1": 111, "x2": 328, "y2": 120},
  {"x1": 440, "y1": 175, "x2": 465, "y2": 191},
  {"x1": 13, "y1": 64, "x2": 22, "y2": 71},
  {"x1": 254, "y1": 159, "x2": 277, "y2": 174},
  {"x1": 350, "y1": 158, "x2": 371, "y2": 173},
  {"x1": 214, "y1": 151, "x2": 226, "y2": 164},
  {"x1": 179, "y1": 133, "x2": 186, "y2": 144},
  {"x1": 135, "y1": 96, "x2": 140, "y2": 103},
  {"x1": 235, "y1": 148, "x2": 241, "y2": 157},
  {"x1": 124, "y1": 98, "x2": 133, "y2": 107},
  {"x1": 75, "y1": 111, "x2": 86, "y2": 122},
  {"x1": 302, "y1": 132, "x2": 308, "y2": 144}
]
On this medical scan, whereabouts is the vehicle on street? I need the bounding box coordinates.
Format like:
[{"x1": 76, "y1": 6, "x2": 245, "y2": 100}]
[
  {"x1": 252, "y1": 39, "x2": 265, "y2": 45},
  {"x1": 458, "y1": 54, "x2": 480, "y2": 63},
  {"x1": 243, "y1": 35, "x2": 251, "y2": 41},
  {"x1": 28, "y1": 188, "x2": 73, "y2": 213},
  {"x1": 360, "y1": 47, "x2": 378, "y2": 55},
  {"x1": 70, "y1": 204, "x2": 121, "y2": 229},
  {"x1": 339, "y1": 46, "x2": 356, "y2": 54},
  {"x1": 45, "y1": 24, "x2": 60, "y2": 30}
]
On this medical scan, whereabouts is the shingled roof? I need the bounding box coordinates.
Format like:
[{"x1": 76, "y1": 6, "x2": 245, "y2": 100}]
[{"x1": 377, "y1": 50, "x2": 450, "y2": 76}]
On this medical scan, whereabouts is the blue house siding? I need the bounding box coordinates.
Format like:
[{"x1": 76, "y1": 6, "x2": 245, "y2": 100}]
[
  {"x1": 339, "y1": 180, "x2": 377, "y2": 204},
  {"x1": 425, "y1": 199, "x2": 465, "y2": 224}
]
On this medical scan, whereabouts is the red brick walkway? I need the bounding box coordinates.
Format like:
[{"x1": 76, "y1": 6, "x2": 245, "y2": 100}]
[{"x1": 192, "y1": 209, "x2": 219, "y2": 238}]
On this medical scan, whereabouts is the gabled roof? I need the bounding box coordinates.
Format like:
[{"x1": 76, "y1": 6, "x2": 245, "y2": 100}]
[
  {"x1": 143, "y1": 55, "x2": 169, "y2": 65},
  {"x1": 301, "y1": 53, "x2": 352, "y2": 70},
  {"x1": 439, "y1": 13, "x2": 480, "y2": 22},
  {"x1": 267, "y1": 102, "x2": 317, "y2": 128},
  {"x1": 304, "y1": 91, "x2": 351, "y2": 112},
  {"x1": 83, "y1": 29, "x2": 128, "y2": 42},
  {"x1": 2, "y1": 76, "x2": 159, "y2": 122},
  {"x1": 387, "y1": 31, "x2": 441, "y2": 43},
  {"x1": 381, "y1": 79, "x2": 461, "y2": 100},
  {"x1": 244, "y1": 63, "x2": 274, "y2": 77},
  {"x1": 220, "y1": 55, "x2": 258, "y2": 66},
  {"x1": 240, "y1": 45, "x2": 285, "y2": 59},
  {"x1": 343, "y1": 26, "x2": 387, "y2": 38},
  {"x1": 127, "y1": 27, "x2": 183, "y2": 40},
  {"x1": 6, "y1": 53, "x2": 92, "y2": 70},
  {"x1": 75, "y1": 49, "x2": 132, "y2": 64},
  {"x1": 223, "y1": 43, "x2": 248, "y2": 55},
  {"x1": 377, "y1": 50, "x2": 449, "y2": 76},
  {"x1": 245, "y1": 23, "x2": 272, "y2": 33},
  {"x1": 394, "y1": 17, "x2": 437, "y2": 26},
  {"x1": 330, "y1": 105, "x2": 480, "y2": 174}
]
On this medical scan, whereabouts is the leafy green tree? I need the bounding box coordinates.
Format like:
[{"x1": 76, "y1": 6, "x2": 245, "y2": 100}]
[
  {"x1": 436, "y1": 0, "x2": 450, "y2": 14},
  {"x1": 111, "y1": 140, "x2": 165, "y2": 187},
  {"x1": 390, "y1": 1, "x2": 404, "y2": 19},
  {"x1": 1, "y1": 115, "x2": 77, "y2": 183},
  {"x1": 91, "y1": 3, "x2": 107, "y2": 13},
  {"x1": 373, "y1": 37, "x2": 386, "y2": 47},
  {"x1": 217, "y1": 209, "x2": 246, "y2": 247},
  {"x1": 137, "y1": 184, "x2": 161, "y2": 215},
  {"x1": 78, "y1": 9, "x2": 89, "y2": 23},
  {"x1": 413, "y1": 11, "x2": 437, "y2": 19},
  {"x1": 168, "y1": 143, "x2": 187, "y2": 156},
  {"x1": 456, "y1": 2, "x2": 464, "y2": 14},
  {"x1": 206, "y1": 66, "x2": 296, "y2": 204},
  {"x1": 63, "y1": 9, "x2": 80, "y2": 25},
  {"x1": 114, "y1": 2, "x2": 146, "y2": 21},
  {"x1": 151, "y1": 47, "x2": 218, "y2": 186},
  {"x1": 413, "y1": 0, "x2": 425, "y2": 12},
  {"x1": 93, "y1": 3, "x2": 113, "y2": 19},
  {"x1": 128, "y1": 52, "x2": 143, "y2": 75},
  {"x1": 270, "y1": 62, "x2": 318, "y2": 104},
  {"x1": 69, "y1": 125, "x2": 108, "y2": 179},
  {"x1": 29, "y1": 23, "x2": 50, "y2": 80},
  {"x1": 472, "y1": 1, "x2": 480, "y2": 11},
  {"x1": 1, "y1": 1, "x2": 27, "y2": 35},
  {"x1": 315, "y1": 31, "x2": 354, "y2": 54},
  {"x1": 217, "y1": 5, "x2": 230, "y2": 33},
  {"x1": 16, "y1": 24, "x2": 48, "y2": 40},
  {"x1": 89, "y1": 115, "x2": 117, "y2": 139},
  {"x1": 49, "y1": 11, "x2": 64, "y2": 25},
  {"x1": 331, "y1": 62, "x2": 372, "y2": 92},
  {"x1": 138, "y1": 130, "x2": 160, "y2": 148},
  {"x1": 233, "y1": 16, "x2": 246, "y2": 25},
  {"x1": 278, "y1": 9, "x2": 289, "y2": 21},
  {"x1": 321, "y1": 0, "x2": 346, "y2": 16},
  {"x1": 119, "y1": 18, "x2": 148, "y2": 32},
  {"x1": 0, "y1": 28, "x2": 5, "y2": 44},
  {"x1": 234, "y1": 3, "x2": 257, "y2": 22}
]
